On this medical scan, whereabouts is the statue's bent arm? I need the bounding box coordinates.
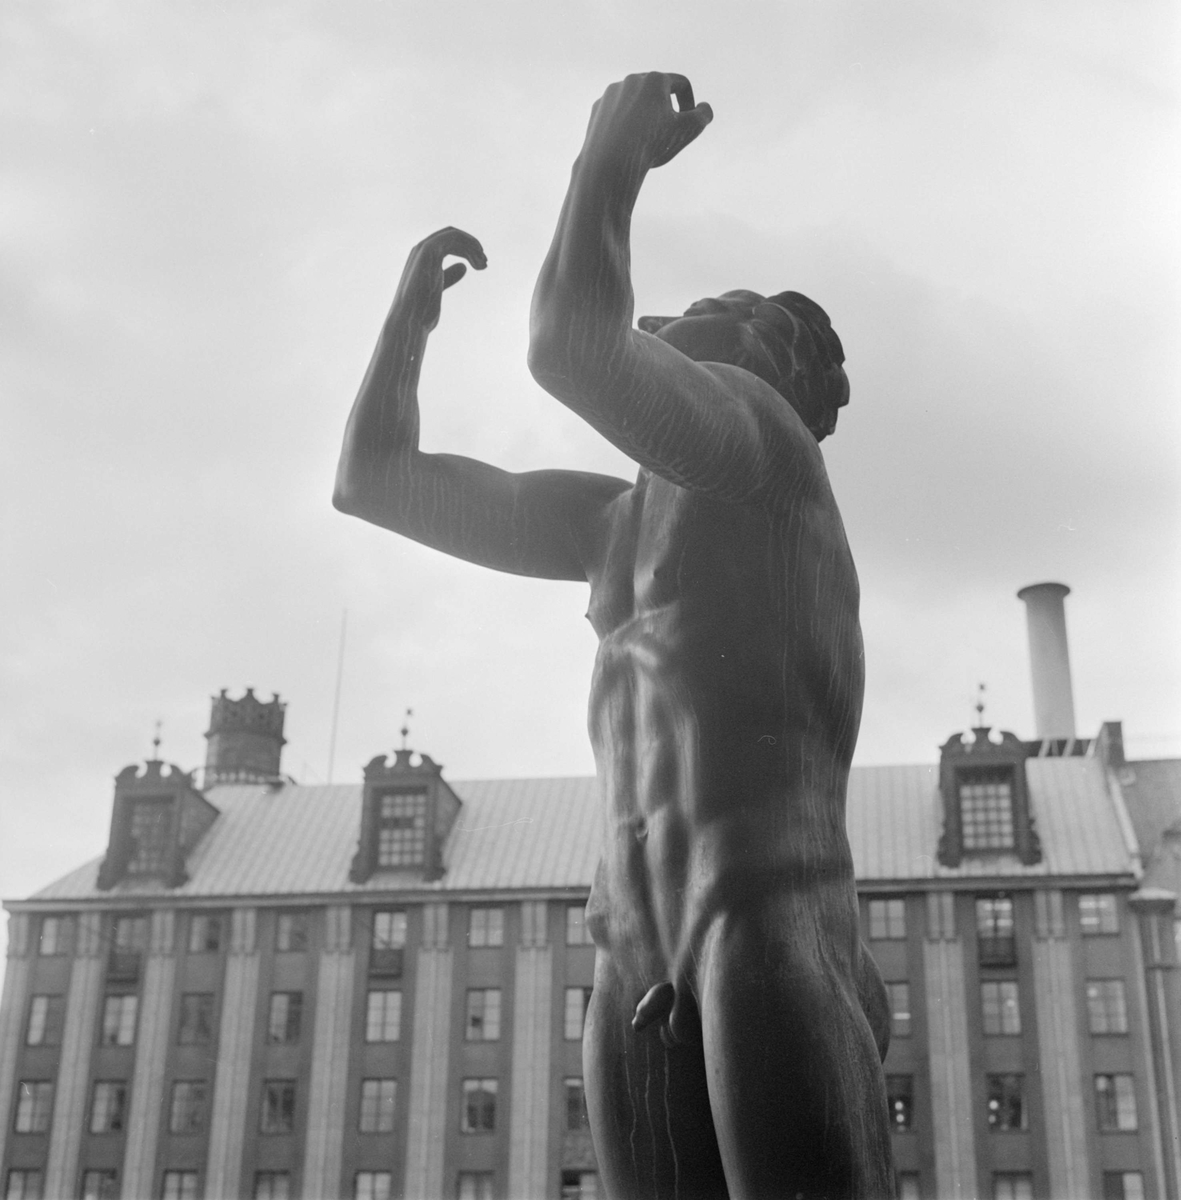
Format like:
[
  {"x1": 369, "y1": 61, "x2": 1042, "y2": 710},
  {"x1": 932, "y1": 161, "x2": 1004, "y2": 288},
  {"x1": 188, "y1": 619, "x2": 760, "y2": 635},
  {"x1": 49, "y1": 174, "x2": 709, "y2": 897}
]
[
  {"x1": 333, "y1": 226, "x2": 632, "y2": 581},
  {"x1": 528, "y1": 73, "x2": 825, "y2": 509}
]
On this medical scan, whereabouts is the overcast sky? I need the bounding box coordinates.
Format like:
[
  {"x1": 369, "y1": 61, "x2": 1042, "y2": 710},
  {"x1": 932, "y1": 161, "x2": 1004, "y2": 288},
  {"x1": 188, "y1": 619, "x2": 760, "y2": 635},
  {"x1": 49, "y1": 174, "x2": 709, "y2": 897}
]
[{"x1": 2, "y1": 2, "x2": 1179, "y2": 953}]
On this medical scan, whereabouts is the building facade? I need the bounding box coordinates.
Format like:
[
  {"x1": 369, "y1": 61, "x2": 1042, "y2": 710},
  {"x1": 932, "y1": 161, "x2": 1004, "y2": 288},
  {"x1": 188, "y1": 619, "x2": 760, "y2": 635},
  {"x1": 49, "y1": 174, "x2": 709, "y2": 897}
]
[{"x1": 3, "y1": 576, "x2": 1181, "y2": 1200}]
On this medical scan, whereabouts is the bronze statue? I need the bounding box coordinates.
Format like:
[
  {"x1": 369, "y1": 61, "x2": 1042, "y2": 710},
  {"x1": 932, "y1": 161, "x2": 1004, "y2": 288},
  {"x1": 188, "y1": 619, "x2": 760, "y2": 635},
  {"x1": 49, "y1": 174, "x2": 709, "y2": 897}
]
[{"x1": 336, "y1": 72, "x2": 894, "y2": 1200}]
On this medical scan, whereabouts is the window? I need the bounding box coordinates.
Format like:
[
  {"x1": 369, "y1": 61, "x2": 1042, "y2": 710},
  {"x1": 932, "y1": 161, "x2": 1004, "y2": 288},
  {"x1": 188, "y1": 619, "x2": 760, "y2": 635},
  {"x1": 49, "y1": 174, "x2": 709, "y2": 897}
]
[
  {"x1": 981, "y1": 982, "x2": 1021, "y2": 1035},
  {"x1": 886, "y1": 983, "x2": 911, "y2": 1037},
  {"x1": 365, "y1": 990, "x2": 403, "y2": 1042},
  {"x1": 564, "y1": 987, "x2": 592, "y2": 1040},
  {"x1": 25, "y1": 996, "x2": 63, "y2": 1047},
  {"x1": 469, "y1": 908, "x2": 504, "y2": 948},
  {"x1": 177, "y1": 993, "x2": 214, "y2": 1045},
  {"x1": 359, "y1": 1078, "x2": 397, "y2": 1133},
  {"x1": 976, "y1": 897, "x2": 1016, "y2": 965},
  {"x1": 13, "y1": 1081, "x2": 52, "y2": 1132},
  {"x1": 566, "y1": 905, "x2": 592, "y2": 945},
  {"x1": 169, "y1": 1080, "x2": 206, "y2": 1134},
  {"x1": 461, "y1": 1078, "x2": 498, "y2": 1132},
  {"x1": 377, "y1": 789, "x2": 428, "y2": 866},
  {"x1": 560, "y1": 1170, "x2": 599, "y2": 1200},
  {"x1": 161, "y1": 1172, "x2": 199, "y2": 1200},
  {"x1": 354, "y1": 1173, "x2": 392, "y2": 1200},
  {"x1": 565, "y1": 1077, "x2": 589, "y2": 1131},
  {"x1": 188, "y1": 914, "x2": 221, "y2": 953},
  {"x1": 113, "y1": 915, "x2": 148, "y2": 951},
  {"x1": 1080, "y1": 894, "x2": 1119, "y2": 935},
  {"x1": 959, "y1": 769, "x2": 1015, "y2": 851},
  {"x1": 100, "y1": 994, "x2": 138, "y2": 1046},
  {"x1": 268, "y1": 993, "x2": 302, "y2": 1044},
  {"x1": 993, "y1": 1174, "x2": 1033, "y2": 1200},
  {"x1": 79, "y1": 1172, "x2": 117, "y2": 1200},
  {"x1": 987, "y1": 1074, "x2": 1026, "y2": 1131},
  {"x1": 38, "y1": 917, "x2": 65, "y2": 956},
  {"x1": 898, "y1": 1174, "x2": 921, "y2": 1200},
  {"x1": 5, "y1": 1171, "x2": 43, "y2": 1200},
  {"x1": 276, "y1": 912, "x2": 308, "y2": 952},
  {"x1": 457, "y1": 1173, "x2": 494, "y2": 1200},
  {"x1": 260, "y1": 1080, "x2": 296, "y2": 1133},
  {"x1": 886, "y1": 1075, "x2": 914, "y2": 1131},
  {"x1": 868, "y1": 899, "x2": 906, "y2": 940},
  {"x1": 372, "y1": 910, "x2": 407, "y2": 949},
  {"x1": 128, "y1": 799, "x2": 170, "y2": 874},
  {"x1": 253, "y1": 1174, "x2": 292, "y2": 1200},
  {"x1": 1087, "y1": 980, "x2": 1129, "y2": 1034},
  {"x1": 465, "y1": 989, "x2": 502, "y2": 1041},
  {"x1": 1096, "y1": 1074, "x2": 1137, "y2": 1131},
  {"x1": 1104, "y1": 1172, "x2": 1146, "y2": 1200},
  {"x1": 89, "y1": 1081, "x2": 128, "y2": 1133}
]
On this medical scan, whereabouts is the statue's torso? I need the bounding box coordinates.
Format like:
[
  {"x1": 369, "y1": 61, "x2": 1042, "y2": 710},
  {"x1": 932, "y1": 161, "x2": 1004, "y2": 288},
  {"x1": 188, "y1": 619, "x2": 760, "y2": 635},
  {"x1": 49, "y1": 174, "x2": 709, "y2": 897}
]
[{"x1": 583, "y1": 468, "x2": 865, "y2": 964}]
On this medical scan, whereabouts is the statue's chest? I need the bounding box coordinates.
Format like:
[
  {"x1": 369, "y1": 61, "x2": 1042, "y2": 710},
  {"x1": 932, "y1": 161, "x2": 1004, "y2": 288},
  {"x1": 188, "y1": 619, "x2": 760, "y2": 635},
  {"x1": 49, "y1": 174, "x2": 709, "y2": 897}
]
[{"x1": 585, "y1": 475, "x2": 763, "y2": 639}]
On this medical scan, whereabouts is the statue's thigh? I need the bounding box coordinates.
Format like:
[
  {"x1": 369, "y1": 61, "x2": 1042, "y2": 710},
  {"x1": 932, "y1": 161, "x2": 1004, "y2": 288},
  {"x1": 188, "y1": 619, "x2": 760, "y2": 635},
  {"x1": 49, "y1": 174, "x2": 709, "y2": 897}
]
[{"x1": 583, "y1": 959, "x2": 729, "y2": 1200}]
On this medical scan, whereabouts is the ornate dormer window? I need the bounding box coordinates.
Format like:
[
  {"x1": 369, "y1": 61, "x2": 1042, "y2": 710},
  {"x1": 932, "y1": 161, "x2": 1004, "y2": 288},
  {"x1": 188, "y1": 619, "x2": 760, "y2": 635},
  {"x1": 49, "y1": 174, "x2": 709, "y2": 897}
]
[
  {"x1": 350, "y1": 748, "x2": 462, "y2": 884},
  {"x1": 938, "y1": 727, "x2": 1042, "y2": 868},
  {"x1": 97, "y1": 761, "x2": 219, "y2": 890}
]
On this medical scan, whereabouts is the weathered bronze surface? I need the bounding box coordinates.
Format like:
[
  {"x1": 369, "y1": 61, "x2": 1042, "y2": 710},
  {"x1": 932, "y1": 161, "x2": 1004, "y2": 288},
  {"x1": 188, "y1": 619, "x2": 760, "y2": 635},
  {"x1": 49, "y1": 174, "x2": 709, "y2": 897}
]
[{"x1": 336, "y1": 72, "x2": 894, "y2": 1200}]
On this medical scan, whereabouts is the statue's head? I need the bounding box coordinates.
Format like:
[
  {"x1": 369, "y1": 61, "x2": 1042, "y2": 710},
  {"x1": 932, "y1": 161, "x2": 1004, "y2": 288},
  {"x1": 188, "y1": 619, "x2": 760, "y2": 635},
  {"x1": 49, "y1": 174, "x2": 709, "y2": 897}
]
[{"x1": 639, "y1": 290, "x2": 849, "y2": 441}]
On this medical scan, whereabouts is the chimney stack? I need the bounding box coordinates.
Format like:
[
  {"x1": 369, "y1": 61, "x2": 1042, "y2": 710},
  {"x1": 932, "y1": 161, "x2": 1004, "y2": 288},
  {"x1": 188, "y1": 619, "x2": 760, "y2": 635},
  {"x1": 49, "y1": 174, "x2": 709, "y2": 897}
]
[
  {"x1": 1016, "y1": 582, "x2": 1077, "y2": 739},
  {"x1": 204, "y1": 688, "x2": 286, "y2": 787}
]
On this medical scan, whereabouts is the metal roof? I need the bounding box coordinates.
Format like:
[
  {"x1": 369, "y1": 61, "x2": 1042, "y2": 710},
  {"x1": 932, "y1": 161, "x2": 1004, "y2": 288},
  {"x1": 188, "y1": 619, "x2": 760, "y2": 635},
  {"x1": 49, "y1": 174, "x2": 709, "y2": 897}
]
[{"x1": 24, "y1": 757, "x2": 1138, "y2": 905}]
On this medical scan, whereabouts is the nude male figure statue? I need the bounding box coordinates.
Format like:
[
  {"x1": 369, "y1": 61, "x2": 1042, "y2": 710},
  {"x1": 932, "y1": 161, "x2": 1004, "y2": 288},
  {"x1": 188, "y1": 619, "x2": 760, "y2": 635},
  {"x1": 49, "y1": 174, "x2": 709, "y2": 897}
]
[{"x1": 335, "y1": 72, "x2": 894, "y2": 1200}]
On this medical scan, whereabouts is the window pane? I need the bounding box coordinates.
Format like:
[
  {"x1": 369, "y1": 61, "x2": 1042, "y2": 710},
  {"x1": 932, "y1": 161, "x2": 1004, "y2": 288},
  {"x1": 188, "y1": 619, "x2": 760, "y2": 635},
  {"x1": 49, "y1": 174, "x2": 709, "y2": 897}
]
[
  {"x1": 354, "y1": 1172, "x2": 392, "y2": 1200},
  {"x1": 276, "y1": 913, "x2": 308, "y2": 951},
  {"x1": 561, "y1": 1170, "x2": 599, "y2": 1200},
  {"x1": 128, "y1": 800, "x2": 170, "y2": 874},
  {"x1": 101, "y1": 994, "x2": 138, "y2": 1046},
  {"x1": 359, "y1": 1078, "x2": 397, "y2": 1133},
  {"x1": 5, "y1": 1170, "x2": 44, "y2": 1200},
  {"x1": 14, "y1": 1081, "x2": 53, "y2": 1133},
  {"x1": 987, "y1": 1075, "x2": 1026, "y2": 1131},
  {"x1": 261, "y1": 1081, "x2": 296, "y2": 1133},
  {"x1": 79, "y1": 1171, "x2": 118, "y2": 1200},
  {"x1": 461, "y1": 1079, "x2": 498, "y2": 1132},
  {"x1": 994, "y1": 1174, "x2": 1033, "y2": 1200},
  {"x1": 457, "y1": 1173, "x2": 495, "y2": 1200},
  {"x1": 1087, "y1": 980, "x2": 1129, "y2": 1035},
  {"x1": 887, "y1": 983, "x2": 911, "y2": 1037},
  {"x1": 1096, "y1": 1074, "x2": 1138, "y2": 1131},
  {"x1": 886, "y1": 1075, "x2": 913, "y2": 1131},
  {"x1": 869, "y1": 899, "x2": 906, "y2": 940},
  {"x1": 177, "y1": 994, "x2": 213, "y2": 1045},
  {"x1": 565, "y1": 1077, "x2": 589, "y2": 1131},
  {"x1": 898, "y1": 1174, "x2": 921, "y2": 1200},
  {"x1": 253, "y1": 1173, "x2": 292, "y2": 1200},
  {"x1": 564, "y1": 987, "x2": 592, "y2": 1040},
  {"x1": 377, "y1": 791, "x2": 427, "y2": 866},
  {"x1": 366, "y1": 990, "x2": 402, "y2": 1042},
  {"x1": 268, "y1": 993, "x2": 302, "y2": 1044},
  {"x1": 38, "y1": 917, "x2": 63, "y2": 956},
  {"x1": 26, "y1": 997, "x2": 62, "y2": 1047},
  {"x1": 566, "y1": 905, "x2": 590, "y2": 945},
  {"x1": 161, "y1": 1172, "x2": 199, "y2": 1200},
  {"x1": 469, "y1": 908, "x2": 504, "y2": 948},
  {"x1": 372, "y1": 910, "x2": 408, "y2": 949},
  {"x1": 1080, "y1": 894, "x2": 1119, "y2": 934},
  {"x1": 981, "y1": 982, "x2": 1021, "y2": 1035},
  {"x1": 89, "y1": 1081, "x2": 128, "y2": 1133},
  {"x1": 188, "y1": 914, "x2": 221, "y2": 953},
  {"x1": 959, "y1": 770, "x2": 1015, "y2": 850},
  {"x1": 169, "y1": 1081, "x2": 207, "y2": 1134},
  {"x1": 113, "y1": 916, "x2": 148, "y2": 950},
  {"x1": 466, "y1": 989, "x2": 501, "y2": 1041}
]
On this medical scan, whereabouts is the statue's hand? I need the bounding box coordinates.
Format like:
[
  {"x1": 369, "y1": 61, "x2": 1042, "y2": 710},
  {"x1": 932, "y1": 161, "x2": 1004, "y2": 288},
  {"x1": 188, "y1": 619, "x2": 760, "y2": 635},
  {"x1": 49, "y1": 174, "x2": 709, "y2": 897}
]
[
  {"x1": 584, "y1": 72, "x2": 713, "y2": 173},
  {"x1": 394, "y1": 226, "x2": 487, "y2": 333}
]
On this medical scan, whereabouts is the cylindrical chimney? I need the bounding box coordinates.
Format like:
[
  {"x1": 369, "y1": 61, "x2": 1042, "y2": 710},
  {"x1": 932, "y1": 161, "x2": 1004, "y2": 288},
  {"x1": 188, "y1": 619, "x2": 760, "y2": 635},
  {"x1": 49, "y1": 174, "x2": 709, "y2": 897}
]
[{"x1": 1016, "y1": 582, "x2": 1077, "y2": 739}]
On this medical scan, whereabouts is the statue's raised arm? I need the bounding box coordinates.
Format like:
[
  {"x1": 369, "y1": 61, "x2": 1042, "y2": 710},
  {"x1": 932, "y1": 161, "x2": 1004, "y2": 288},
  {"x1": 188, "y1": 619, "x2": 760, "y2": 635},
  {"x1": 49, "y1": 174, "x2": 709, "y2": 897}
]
[
  {"x1": 334, "y1": 227, "x2": 630, "y2": 580},
  {"x1": 528, "y1": 72, "x2": 848, "y2": 508}
]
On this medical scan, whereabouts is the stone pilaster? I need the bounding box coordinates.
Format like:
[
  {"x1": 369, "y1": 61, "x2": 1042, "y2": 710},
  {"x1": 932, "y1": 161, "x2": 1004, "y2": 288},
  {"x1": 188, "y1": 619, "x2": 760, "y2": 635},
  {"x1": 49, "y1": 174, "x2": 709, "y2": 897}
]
[
  {"x1": 509, "y1": 901, "x2": 553, "y2": 1200},
  {"x1": 405, "y1": 902, "x2": 453, "y2": 1200},
  {"x1": 922, "y1": 892, "x2": 978, "y2": 1200},
  {"x1": 121, "y1": 910, "x2": 177, "y2": 1198},
  {"x1": 205, "y1": 908, "x2": 260, "y2": 1200},
  {"x1": 0, "y1": 913, "x2": 33, "y2": 1159},
  {"x1": 43, "y1": 911, "x2": 104, "y2": 1200},
  {"x1": 1030, "y1": 889, "x2": 1090, "y2": 1199},
  {"x1": 302, "y1": 905, "x2": 357, "y2": 1200}
]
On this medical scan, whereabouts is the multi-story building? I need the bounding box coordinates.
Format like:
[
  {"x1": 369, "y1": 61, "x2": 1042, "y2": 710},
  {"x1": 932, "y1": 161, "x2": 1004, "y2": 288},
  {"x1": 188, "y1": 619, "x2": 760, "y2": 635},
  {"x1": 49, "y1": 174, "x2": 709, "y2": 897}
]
[{"x1": 2, "y1": 585, "x2": 1179, "y2": 1200}]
